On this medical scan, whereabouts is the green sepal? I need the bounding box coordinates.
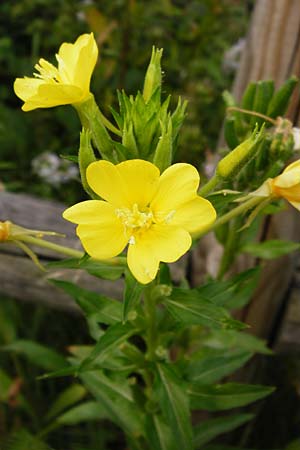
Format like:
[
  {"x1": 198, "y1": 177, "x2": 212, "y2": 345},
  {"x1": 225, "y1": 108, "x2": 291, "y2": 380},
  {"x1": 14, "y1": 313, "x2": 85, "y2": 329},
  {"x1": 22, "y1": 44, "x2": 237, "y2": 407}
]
[
  {"x1": 241, "y1": 82, "x2": 257, "y2": 110},
  {"x1": 78, "y1": 129, "x2": 98, "y2": 198},
  {"x1": 224, "y1": 116, "x2": 240, "y2": 149},
  {"x1": 249, "y1": 80, "x2": 274, "y2": 127},
  {"x1": 153, "y1": 116, "x2": 173, "y2": 171},
  {"x1": 267, "y1": 76, "x2": 298, "y2": 119},
  {"x1": 143, "y1": 46, "x2": 163, "y2": 103}
]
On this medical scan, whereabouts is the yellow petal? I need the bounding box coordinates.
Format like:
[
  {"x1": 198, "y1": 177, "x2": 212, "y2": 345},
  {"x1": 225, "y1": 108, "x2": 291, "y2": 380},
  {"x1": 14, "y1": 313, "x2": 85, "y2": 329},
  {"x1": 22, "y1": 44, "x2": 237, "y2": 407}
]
[
  {"x1": 151, "y1": 163, "x2": 200, "y2": 213},
  {"x1": 171, "y1": 196, "x2": 216, "y2": 233},
  {"x1": 127, "y1": 242, "x2": 160, "y2": 284},
  {"x1": 14, "y1": 77, "x2": 44, "y2": 101},
  {"x1": 58, "y1": 33, "x2": 98, "y2": 94},
  {"x1": 86, "y1": 160, "x2": 129, "y2": 207},
  {"x1": 127, "y1": 224, "x2": 191, "y2": 284},
  {"x1": 274, "y1": 160, "x2": 300, "y2": 188},
  {"x1": 289, "y1": 201, "x2": 300, "y2": 211},
  {"x1": 63, "y1": 200, "x2": 116, "y2": 224},
  {"x1": 76, "y1": 221, "x2": 127, "y2": 259},
  {"x1": 21, "y1": 83, "x2": 83, "y2": 111},
  {"x1": 117, "y1": 159, "x2": 160, "y2": 208}
]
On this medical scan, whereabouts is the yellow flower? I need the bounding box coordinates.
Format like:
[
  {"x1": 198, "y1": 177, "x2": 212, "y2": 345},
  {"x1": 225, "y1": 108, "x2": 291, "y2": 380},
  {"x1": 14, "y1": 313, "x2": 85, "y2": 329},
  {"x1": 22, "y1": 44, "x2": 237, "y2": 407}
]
[
  {"x1": 271, "y1": 160, "x2": 300, "y2": 210},
  {"x1": 63, "y1": 159, "x2": 216, "y2": 284},
  {"x1": 14, "y1": 33, "x2": 98, "y2": 111},
  {"x1": 243, "y1": 160, "x2": 300, "y2": 211}
]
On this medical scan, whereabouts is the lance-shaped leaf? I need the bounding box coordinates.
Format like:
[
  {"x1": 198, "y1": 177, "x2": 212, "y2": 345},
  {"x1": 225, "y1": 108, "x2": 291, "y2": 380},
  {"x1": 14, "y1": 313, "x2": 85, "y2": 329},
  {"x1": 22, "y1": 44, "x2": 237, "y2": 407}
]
[
  {"x1": 47, "y1": 255, "x2": 125, "y2": 280},
  {"x1": 56, "y1": 401, "x2": 108, "y2": 425},
  {"x1": 45, "y1": 384, "x2": 87, "y2": 422},
  {"x1": 201, "y1": 329, "x2": 271, "y2": 355},
  {"x1": 242, "y1": 240, "x2": 300, "y2": 260},
  {"x1": 80, "y1": 371, "x2": 143, "y2": 436},
  {"x1": 156, "y1": 363, "x2": 193, "y2": 450},
  {"x1": 165, "y1": 288, "x2": 244, "y2": 330},
  {"x1": 145, "y1": 414, "x2": 176, "y2": 450},
  {"x1": 50, "y1": 279, "x2": 122, "y2": 325},
  {"x1": 189, "y1": 382, "x2": 274, "y2": 411},
  {"x1": 186, "y1": 349, "x2": 252, "y2": 384},
  {"x1": 79, "y1": 322, "x2": 137, "y2": 370},
  {"x1": 194, "y1": 413, "x2": 254, "y2": 447}
]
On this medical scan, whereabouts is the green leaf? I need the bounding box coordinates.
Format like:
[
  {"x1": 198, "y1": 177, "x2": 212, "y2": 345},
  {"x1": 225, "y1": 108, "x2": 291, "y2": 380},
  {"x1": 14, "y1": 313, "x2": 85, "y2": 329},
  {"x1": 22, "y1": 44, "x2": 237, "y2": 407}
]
[
  {"x1": 123, "y1": 270, "x2": 144, "y2": 322},
  {"x1": 50, "y1": 279, "x2": 122, "y2": 325},
  {"x1": 156, "y1": 363, "x2": 193, "y2": 450},
  {"x1": 56, "y1": 400, "x2": 108, "y2": 425},
  {"x1": 285, "y1": 439, "x2": 300, "y2": 450},
  {"x1": 201, "y1": 329, "x2": 271, "y2": 355},
  {"x1": 1, "y1": 340, "x2": 67, "y2": 371},
  {"x1": 80, "y1": 322, "x2": 136, "y2": 370},
  {"x1": 189, "y1": 382, "x2": 274, "y2": 411},
  {"x1": 194, "y1": 413, "x2": 253, "y2": 447},
  {"x1": 45, "y1": 384, "x2": 87, "y2": 422},
  {"x1": 47, "y1": 256, "x2": 125, "y2": 280},
  {"x1": 80, "y1": 371, "x2": 143, "y2": 435},
  {"x1": 165, "y1": 289, "x2": 244, "y2": 330},
  {"x1": 186, "y1": 349, "x2": 252, "y2": 384},
  {"x1": 196, "y1": 268, "x2": 260, "y2": 310},
  {"x1": 145, "y1": 414, "x2": 176, "y2": 450},
  {"x1": 3, "y1": 429, "x2": 53, "y2": 450},
  {"x1": 242, "y1": 240, "x2": 300, "y2": 259}
]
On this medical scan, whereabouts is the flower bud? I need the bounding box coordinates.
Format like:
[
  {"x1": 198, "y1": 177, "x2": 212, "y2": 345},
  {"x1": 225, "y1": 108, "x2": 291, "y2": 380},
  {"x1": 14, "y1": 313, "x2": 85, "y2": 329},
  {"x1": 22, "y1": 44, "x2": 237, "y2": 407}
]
[{"x1": 143, "y1": 47, "x2": 163, "y2": 103}]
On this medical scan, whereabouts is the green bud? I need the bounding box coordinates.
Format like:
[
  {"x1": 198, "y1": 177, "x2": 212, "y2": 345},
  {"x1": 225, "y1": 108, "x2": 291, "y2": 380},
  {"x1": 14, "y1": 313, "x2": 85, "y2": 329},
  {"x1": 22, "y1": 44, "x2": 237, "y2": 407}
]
[
  {"x1": 250, "y1": 80, "x2": 274, "y2": 127},
  {"x1": 122, "y1": 120, "x2": 139, "y2": 158},
  {"x1": 78, "y1": 129, "x2": 98, "y2": 199},
  {"x1": 74, "y1": 94, "x2": 117, "y2": 162},
  {"x1": 217, "y1": 125, "x2": 264, "y2": 179},
  {"x1": 143, "y1": 47, "x2": 163, "y2": 103},
  {"x1": 153, "y1": 117, "x2": 173, "y2": 171},
  {"x1": 267, "y1": 76, "x2": 298, "y2": 119}
]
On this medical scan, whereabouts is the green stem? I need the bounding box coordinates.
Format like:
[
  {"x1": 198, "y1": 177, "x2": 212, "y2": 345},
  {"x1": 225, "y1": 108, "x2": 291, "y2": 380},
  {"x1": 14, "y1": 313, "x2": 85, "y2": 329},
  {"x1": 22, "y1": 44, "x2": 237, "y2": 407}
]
[
  {"x1": 199, "y1": 174, "x2": 220, "y2": 197},
  {"x1": 19, "y1": 235, "x2": 126, "y2": 265},
  {"x1": 212, "y1": 195, "x2": 263, "y2": 230},
  {"x1": 217, "y1": 216, "x2": 242, "y2": 279},
  {"x1": 144, "y1": 285, "x2": 157, "y2": 361}
]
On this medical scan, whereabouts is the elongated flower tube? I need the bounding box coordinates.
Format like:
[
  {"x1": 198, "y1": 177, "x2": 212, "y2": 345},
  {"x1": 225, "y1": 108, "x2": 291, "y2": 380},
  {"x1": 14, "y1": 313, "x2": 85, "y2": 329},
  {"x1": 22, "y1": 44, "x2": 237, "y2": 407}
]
[
  {"x1": 63, "y1": 159, "x2": 216, "y2": 284},
  {"x1": 14, "y1": 33, "x2": 98, "y2": 111}
]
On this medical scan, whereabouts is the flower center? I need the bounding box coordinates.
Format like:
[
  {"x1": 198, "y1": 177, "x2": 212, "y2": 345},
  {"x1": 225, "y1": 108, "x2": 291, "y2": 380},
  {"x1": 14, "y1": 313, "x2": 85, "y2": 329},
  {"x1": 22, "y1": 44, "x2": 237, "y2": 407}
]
[
  {"x1": 34, "y1": 58, "x2": 62, "y2": 84},
  {"x1": 0, "y1": 221, "x2": 10, "y2": 242},
  {"x1": 116, "y1": 203, "x2": 153, "y2": 244}
]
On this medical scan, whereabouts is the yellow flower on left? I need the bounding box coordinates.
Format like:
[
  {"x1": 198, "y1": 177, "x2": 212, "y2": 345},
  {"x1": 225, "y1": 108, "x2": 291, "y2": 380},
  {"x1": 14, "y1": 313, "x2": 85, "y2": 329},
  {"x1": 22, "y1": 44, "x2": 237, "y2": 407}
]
[
  {"x1": 63, "y1": 159, "x2": 216, "y2": 284},
  {"x1": 14, "y1": 33, "x2": 98, "y2": 111}
]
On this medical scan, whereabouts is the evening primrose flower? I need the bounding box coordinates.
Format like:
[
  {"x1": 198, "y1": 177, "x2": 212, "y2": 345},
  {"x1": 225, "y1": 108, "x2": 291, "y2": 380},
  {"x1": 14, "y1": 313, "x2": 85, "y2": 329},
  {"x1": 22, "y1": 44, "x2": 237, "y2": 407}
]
[
  {"x1": 242, "y1": 160, "x2": 300, "y2": 211},
  {"x1": 63, "y1": 159, "x2": 216, "y2": 284},
  {"x1": 14, "y1": 33, "x2": 98, "y2": 111}
]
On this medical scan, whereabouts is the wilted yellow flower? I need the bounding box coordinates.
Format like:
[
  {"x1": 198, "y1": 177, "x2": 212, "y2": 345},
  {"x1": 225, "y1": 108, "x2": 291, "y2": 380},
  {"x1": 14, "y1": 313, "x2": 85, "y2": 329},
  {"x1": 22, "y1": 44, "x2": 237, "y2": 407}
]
[
  {"x1": 14, "y1": 33, "x2": 98, "y2": 111},
  {"x1": 0, "y1": 221, "x2": 10, "y2": 241},
  {"x1": 244, "y1": 160, "x2": 300, "y2": 211},
  {"x1": 63, "y1": 159, "x2": 216, "y2": 284},
  {"x1": 270, "y1": 160, "x2": 300, "y2": 210}
]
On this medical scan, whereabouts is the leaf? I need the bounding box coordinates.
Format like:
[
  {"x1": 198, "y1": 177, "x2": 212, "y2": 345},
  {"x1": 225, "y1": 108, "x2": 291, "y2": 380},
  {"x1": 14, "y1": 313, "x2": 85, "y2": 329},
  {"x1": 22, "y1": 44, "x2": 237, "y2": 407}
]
[
  {"x1": 145, "y1": 414, "x2": 176, "y2": 450},
  {"x1": 80, "y1": 371, "x2": 143, "y2": 435},
  {"x1": 122, "y1": 270, "x2": 144, "y2": 322},
  {"x1": 201, "y1": 329, "x2": 272, "y2": 355},
  {"x1": 3, "y1": 429, "x2": 53, "y2": 450},
  {"x1": 165, "y1": 289, "x2": 244, "y2": 330},
  {"x1": 79, "y1": 322, "x2": 136, "y2": 370},
  {"x1": 156, "y1": 363, "x2": 193, "y2": 450},
  {"x1": 194, "y1": 413, "x2": 253, "y2": 447},
  {"x1": 196, "y1": 268, "x2": 260, "y2": 310},
  {"x1": 186, "y1": 349, "x2": 252, "y2": 384},
  {"x1": 56, "y1": 401, "x2": 108, "y2": 425},
  {"x1": 1, "y1": 340, "x2": 67, "y2": 371},
  {"x1": 50, "y1": 280, "x2": 122, "y2": 325},
  {"x1": 242, "y1": 240, "x2": 300, "y2": 260},
  {"x1": 189, "y1": 382, "x2": 274, "y2": 411},
  {"x1": 45, "y1": 384, "x2": 87, "y2": 422},
  {"x1": 47, "y1": 256, "x2": 125, "y2": 280}
]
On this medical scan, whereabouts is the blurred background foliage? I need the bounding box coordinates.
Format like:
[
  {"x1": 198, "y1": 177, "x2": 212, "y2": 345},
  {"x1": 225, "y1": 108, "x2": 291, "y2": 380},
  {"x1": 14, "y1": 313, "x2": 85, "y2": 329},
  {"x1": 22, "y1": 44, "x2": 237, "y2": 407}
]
[{"x1": 0, "y1": 0, "x2": 251, "y2": 203}]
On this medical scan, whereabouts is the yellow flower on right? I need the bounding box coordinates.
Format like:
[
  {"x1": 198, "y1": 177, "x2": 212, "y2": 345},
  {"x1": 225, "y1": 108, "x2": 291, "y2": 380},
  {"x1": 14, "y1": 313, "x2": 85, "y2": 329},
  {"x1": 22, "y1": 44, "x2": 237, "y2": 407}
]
[
  {"x1": 270, "y1": 160, "x2": 300, "y2": 210},
  {"x1": 253, "y1": 160, "x2": 300, "y2": 211}
]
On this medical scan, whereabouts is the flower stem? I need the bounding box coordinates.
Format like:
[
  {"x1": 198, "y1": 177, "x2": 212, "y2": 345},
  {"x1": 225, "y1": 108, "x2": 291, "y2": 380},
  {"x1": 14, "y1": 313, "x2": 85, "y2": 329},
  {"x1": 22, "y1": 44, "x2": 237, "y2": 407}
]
[
  {"x1": 144, "y1": 285, "x2": 157, "y2": 361},
  {"x1": 199, "y1": 174, "x2": 220, "y2": 197},
  {"x1": 20, "y1": 235, "x2": 126, "y2": 265},
  {"x1": 217, "y1": 216, "x2": 242, "y2": 279},
  {"x1": 212, "y1": 195, "x2": 263, "y2": 230}
]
